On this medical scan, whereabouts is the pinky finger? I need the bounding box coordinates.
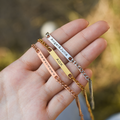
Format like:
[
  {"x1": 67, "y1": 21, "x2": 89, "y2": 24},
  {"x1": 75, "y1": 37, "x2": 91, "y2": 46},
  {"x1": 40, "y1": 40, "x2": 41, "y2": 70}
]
[{"x1": 46, "y1": 69, "x2": 92, "y2": 120}]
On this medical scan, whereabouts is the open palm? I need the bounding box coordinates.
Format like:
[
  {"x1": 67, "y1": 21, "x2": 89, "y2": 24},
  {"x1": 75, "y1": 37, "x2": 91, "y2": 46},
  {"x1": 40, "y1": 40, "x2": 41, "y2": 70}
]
[{"x1": 0, "y1": 19, "x2": 109, "y2": 120}]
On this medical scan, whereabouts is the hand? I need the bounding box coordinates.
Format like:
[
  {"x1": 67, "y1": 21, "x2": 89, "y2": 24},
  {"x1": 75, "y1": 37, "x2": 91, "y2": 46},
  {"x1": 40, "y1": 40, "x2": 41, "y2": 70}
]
[{"x1": 0, "y1": 19, "x2": 109, "y2": 120}]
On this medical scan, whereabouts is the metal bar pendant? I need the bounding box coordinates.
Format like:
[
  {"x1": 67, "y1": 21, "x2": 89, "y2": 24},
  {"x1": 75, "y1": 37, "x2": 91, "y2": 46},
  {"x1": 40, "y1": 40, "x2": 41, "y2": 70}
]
[
  {"x1": 46, "y1": 32, "x2": 72, "y2": 60},
  {"x1": 47, "y1": 47, "x2": 71, "y2": 77}
]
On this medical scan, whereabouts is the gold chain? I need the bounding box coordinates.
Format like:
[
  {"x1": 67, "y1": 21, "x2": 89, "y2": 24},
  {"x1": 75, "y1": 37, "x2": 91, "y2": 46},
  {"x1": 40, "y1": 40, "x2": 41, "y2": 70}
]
[{"x1": 37, "y1": 39, "x2": 94, "y2": 120}]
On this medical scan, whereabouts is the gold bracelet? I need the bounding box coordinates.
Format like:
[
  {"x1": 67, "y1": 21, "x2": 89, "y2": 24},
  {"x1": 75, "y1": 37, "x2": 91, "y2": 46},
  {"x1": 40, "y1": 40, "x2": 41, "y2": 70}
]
[{"x1": 38, "y1": 39, "x2": 94, "y2": 120}]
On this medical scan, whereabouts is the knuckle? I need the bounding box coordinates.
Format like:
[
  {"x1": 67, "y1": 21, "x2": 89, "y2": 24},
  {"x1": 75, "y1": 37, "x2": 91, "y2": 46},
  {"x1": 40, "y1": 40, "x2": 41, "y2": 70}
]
[{"x1": 55, "y1": 93, "x2": 66, "y2": 107}]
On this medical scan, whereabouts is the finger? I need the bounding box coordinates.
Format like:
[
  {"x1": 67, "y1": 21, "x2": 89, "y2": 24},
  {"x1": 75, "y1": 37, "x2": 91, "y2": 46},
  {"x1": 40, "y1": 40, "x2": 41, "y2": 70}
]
[
  {"x1": 36, "y1": 21, "x2": 109, "y2": 80},
  {"x1": 63, "y1": 21, "x2": 109, "y2": 57},
  {"x1": 19, "y1": 19, "x2": 89, "y2": 71},
  {"x1": 43, "y1": 37, "x2": 107, "y2": 100},
  {"x1": 75, "y1": 38, "x2": 107, "y2": 68},
  {"x1": 46, "y1": 69, "x2": 92, "y2": 120}
]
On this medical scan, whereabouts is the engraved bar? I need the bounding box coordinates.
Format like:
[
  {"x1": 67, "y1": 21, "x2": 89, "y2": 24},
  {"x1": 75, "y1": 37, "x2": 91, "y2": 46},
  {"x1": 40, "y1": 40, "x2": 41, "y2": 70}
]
[
  {"x1": 46, "y1": 32, "x2": 73, "y2": 61},
  {"x1": 48, "y1": 47, "x2": 71, "y2": 77},
  {"x1": 37, "y1": 48, "x2": 58, "y2": 78}
]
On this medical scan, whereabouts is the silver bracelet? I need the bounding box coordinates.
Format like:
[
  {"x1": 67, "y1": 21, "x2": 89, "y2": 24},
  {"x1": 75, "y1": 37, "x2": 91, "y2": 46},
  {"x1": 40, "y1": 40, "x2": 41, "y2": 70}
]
[{"x1": 45, "y1": 32, "x2": 95, "y2": 109}]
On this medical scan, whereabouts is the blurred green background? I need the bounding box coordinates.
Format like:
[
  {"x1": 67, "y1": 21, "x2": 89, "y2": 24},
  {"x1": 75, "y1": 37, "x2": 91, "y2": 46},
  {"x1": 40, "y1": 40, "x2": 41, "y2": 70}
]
[{"x1": 0, "y1": 0, "x2": 120, "y2": 119}]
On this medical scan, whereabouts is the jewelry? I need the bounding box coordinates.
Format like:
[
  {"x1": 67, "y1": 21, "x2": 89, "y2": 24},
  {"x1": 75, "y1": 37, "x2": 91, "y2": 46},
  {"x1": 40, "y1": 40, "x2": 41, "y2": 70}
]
[
  {"x1": 31, "y1": 44, "x2": 77, "y2": 98},
  {"x1": 38, "y1": 39, "x2": 94, "y2": 120},
  {"x1": 31, "y1": 44, "x2": 84, "y2": 120},
  {"x1": 45, "y1": 32, "x2": 94, "y2": 110},
  {"x1": 38, "y1": 39, "x2": 84, "y2": 91}
]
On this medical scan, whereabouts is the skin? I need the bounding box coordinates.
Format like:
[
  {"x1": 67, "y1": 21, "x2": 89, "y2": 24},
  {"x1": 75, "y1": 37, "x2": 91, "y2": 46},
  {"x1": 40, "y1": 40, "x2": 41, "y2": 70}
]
[{"x1": 0, "y1": 19, "x2": 109, "y2": 120}]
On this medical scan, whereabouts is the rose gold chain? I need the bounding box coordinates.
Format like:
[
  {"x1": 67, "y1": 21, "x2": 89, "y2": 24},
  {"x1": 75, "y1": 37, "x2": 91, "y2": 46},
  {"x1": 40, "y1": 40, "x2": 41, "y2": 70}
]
[{"x1": 32, "y1": 43, "x2": 84, "y2": 120}]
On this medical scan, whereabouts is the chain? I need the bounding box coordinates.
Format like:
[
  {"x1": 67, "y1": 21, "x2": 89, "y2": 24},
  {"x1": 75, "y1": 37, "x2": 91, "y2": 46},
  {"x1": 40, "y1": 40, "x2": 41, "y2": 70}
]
[
  {"x1": 83, "y1": 89, "x2": 94, "y2": 120},
  {"x1": 68, "y1": 74, "x2": 84, "y2": 91},
  {"x1": 75, "y1": 96, "x2": 84, "y2": 120},
  {"x1": 70, "y1": 58, "x2": 90, "y2": 81},
  {"x1": 56, "y1": 77, "x2": 77, "y2": 98},
  {"x1": 38, "y1": 39, "x2": 50, "y2": 50},
  {"x1": 70, "y1": 58, "x2": 94, "y2": 109}
]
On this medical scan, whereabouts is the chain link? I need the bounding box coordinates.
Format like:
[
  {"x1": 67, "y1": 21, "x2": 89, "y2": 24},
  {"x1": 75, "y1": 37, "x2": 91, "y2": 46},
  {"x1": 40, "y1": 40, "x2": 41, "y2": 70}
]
[
  {"x1": 38, "y1": 39, "x2": 50, "y2": 50},
  {"x1": 57, "y1": 77, "x2": 77, "y2": 98},
  {"x1": 70, "y1": 75, "x2": 84, "y2": 91},
  {"x1": 70, "y1": 59, "x2": 90, "y2": 81}
]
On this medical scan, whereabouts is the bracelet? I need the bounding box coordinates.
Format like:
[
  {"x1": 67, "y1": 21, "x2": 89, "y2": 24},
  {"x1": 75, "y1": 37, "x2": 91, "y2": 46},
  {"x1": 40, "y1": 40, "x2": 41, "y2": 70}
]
[
  {"x1": 31, "y1": 44, "x2": 84, "y2": 120},
  {"x1": 38, "y1": 39, "x2": 94, "y2": 120},
  {"x1": 45, "y1": 32, "x2": 94, "y2": 110}
]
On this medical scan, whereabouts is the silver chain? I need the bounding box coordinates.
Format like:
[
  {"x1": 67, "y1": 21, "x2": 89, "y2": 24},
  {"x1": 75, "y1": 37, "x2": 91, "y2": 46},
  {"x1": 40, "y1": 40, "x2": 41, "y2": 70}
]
[{"x1": 71, "y1": 58, "x2": 90, "y2": 81}]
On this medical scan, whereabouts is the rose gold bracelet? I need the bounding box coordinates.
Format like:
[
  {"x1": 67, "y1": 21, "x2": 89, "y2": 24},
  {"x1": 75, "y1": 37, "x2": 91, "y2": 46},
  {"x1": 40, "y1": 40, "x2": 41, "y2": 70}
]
[{"x1": 31, "y1": 44, "x2": 84, "y2": 120}]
